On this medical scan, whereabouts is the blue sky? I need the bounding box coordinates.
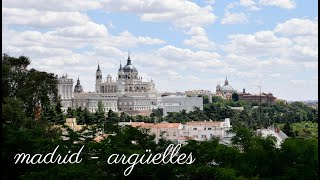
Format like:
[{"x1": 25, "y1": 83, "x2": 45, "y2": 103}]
[{"x1": 2, "y1": 0, "x2": 318, "y2": 101}]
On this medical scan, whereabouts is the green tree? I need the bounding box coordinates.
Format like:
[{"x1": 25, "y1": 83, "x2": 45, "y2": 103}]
[
  {"x1": 283, "y1": 122, "x2": 295, "y2": 137},
  {"x1": 2, "y1": 53, "x2": 31, "y2": 100},
  {"x1": 97, "y1": 100, "x2": 104, "y2": 114},
  {"x1": 106, "y1": 109, "x2": 119, "y2": 123},
  {"x1": 232, "y1": 92, "x2": 239, "y2": 101}
]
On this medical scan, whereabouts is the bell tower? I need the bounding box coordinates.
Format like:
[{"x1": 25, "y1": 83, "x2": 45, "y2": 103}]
[
  {"x1": 95, "y1": 62, "x2": 102, "y2": 93},
  {"x1": 118, "y1": 60, "x2": 124, "y2": 80}
]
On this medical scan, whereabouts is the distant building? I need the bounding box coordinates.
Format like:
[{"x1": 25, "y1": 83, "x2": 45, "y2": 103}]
[
  {"x1": 184, "y1": 119, "x2": 232, "y2": 141},
  {"x1": 230, "y1": 107, "x2": 244, "y2": 111},
  {"x1": 185, "y1": 89, "x2": 212, "y2": 103},
  {"x1": 215, "y1": 77, "x2": 237, "y2": 100},
  {"x1": 238, "y1": 89, "x2": 276, "y2": 104},
  {"x1": 185, "y1": 90, "x2": 212, "y2": 96},
  {"x1": 159, "y1": 94, "x2": 203, "y2": 116},
  {"x1": 65, "y1": 118, "x2": 83, "y2": 131},
  {"x1": 118, "y1": 118, "x2": 233, "y2": 144},
  {"x1": 161, "y1": 92, "x2": 185, "y2": 97},
  {"x1": 303, "y1": 101, "x2": 318, "y2": 110},
  {"x1": 256, "y1": 125, "x2": 288, "y2": 148},
  {"x1": 58, "y1": 74, "x2": 73, "y2": 112}
]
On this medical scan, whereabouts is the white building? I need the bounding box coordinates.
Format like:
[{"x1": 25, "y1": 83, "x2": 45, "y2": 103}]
[
  {"x1": 58, "y1": 74, "x2": 73, "y2": 112},
  {"x1": 118, "y1": 118, "x2": 232, "y2": 143},
  {"x1": 160, "y1": 95, "x2": 203, "y2": 116},
  {"x1": 256, "y1": 126, "x2": 288, "y2": 148},
  {"x1": 184, "y1": 118, "x2": 232, "y2": 141}
]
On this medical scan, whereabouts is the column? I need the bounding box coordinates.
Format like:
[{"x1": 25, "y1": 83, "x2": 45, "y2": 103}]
[
  {"x1": 69, "y1": 85, "x2": 72, "y2": 98},
  {"x1": 63, "y1": 85, "x2": 66, "y2": 99}
]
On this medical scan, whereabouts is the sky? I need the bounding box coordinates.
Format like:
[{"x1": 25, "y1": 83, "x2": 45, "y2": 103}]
[{"x1": 2, "y1": 0, "x2": 318, "y2": 101}]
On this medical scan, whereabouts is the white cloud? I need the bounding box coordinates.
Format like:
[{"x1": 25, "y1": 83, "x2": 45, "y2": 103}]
[
  {"x1": 54, "y1": 22, "x2": 108, "y2": 38},
  {"x1": 274, "y1": 18, "x2": 318, "y2": 58},
  {"x1": 301, "y1": 61, "x2": 318, "y2": 70},
  {"x1": 109, "y1": 31, "x2": 166, "y2": 47},
  {"x1": 2, "y1": 8, "x2": 90, "y2": 28},
  {"x1": 274, "y1": 18, "x2": 318, "y2": 36},
  {"x1": 3, "y1": 0, "x2": 102, "y2": 11},
  {"x1": 221, "y1": 11, "x2": 249, "y2": 24},
  {"x1": 240, "y1": 0, "x2": 261, "y2": 10},
  {"x1": 224, "y1": 17, "x2": 318, "y2": 61},
  {"x1": 289, "y1": 79, "x2": 317, "y2": 85},
  {"x1": 183, "y1": 35, "x2": 215, "y2": 50},
  {"x1": 3, "y1": 26, "x2": 165, "y2": 54},
  {"x1": 183, "y1": 27, "x2": 215, "y2": 50},
  {"x1": 228, "y1": 0, "x2": 295, "y2": 11},
  {"x1": 225, "y1": 31, "x2": 293, "y2": 58},
  {"x1": 186, "y1": 27, "x2": 207, "y2": 36},
  {"x1": 240, "y1": 0, "x2": 256, "y2": 7},
  {"x1": 101, "y1": 0, "x2": 216, "y2": 30},
  {"x1": 157, "y1": 45, "x2": 221, "y2": 62},
  {"x1": 259, "y1": 0, "x2": 295, "y2": 9}
]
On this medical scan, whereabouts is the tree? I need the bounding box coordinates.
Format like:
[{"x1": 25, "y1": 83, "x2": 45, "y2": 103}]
[
  {"x1": 97, "y1": 100, "x2": 104, "y2": 114},
  {"x1": 230, "y1": 127, "x2": 255, "y2": 152},
  {"x1": 66, "y1": 107, "x2": 76, "y2": 118},
  {"x1": 2, "y1": 53, "x2": 31, "y2": 100},
  {"x1": 280, "y1": 138, "x2": 318, "y2": 179},
  {"x1": 232, "y1": 93, "x2": 239, "y2": 101},
  {"x1": 119, "y1": 112, "x2": 128, "y2": 122},
  {"x1": 198, "y1": 95, "x2": 209, "y2": 104},
  {"x1": 82, "y1": 107, "x2": 93, "y2": 124},
  {"x1": 106, "y1": 109, "x2": 119, "y2": 123},
  {"x1": 283, "y1": 122, "x2": 295, "y2": 137},
  {"x1": 2, "y1": 54, "x2": 60, "y2": 120},
  {"x1": 150, "y1": 108, "x2": 163, "y2": 122}
]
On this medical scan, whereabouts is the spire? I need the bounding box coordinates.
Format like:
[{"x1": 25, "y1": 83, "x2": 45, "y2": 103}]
[
  {"x1": 127, "y1": 51, "x2": 132, "y2": 65},
  {"x1": 119, "y1": 60, "x2": 122, "y2": 71},
  {"x1": 97, "y1": 60, "x2": 100, "y2": 71},
  {"x1": 74, "y1": 76, "x2": 83, "y2": 93},
  {"x1": 77, "y1": 76, "x2": 80, "y2": 85},
  {"x1": 225, "y1": 76, "x2": 228, "y2": 85}
]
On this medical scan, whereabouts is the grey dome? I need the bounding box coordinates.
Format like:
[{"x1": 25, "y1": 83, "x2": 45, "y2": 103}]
[
  {"x1": 74, "y1": 77, "x2": 83, "y2": 93},
  {"x1": 123, "y1": 64, "x2": 137, "y2": 72},
  {"x1": 221, "y1": 85, "x2": 234, "y2": 91}
]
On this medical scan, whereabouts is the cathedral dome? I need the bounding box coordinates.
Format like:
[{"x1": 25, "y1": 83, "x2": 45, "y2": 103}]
[
  {"x1": 123, "y1": 54, "x2": 138, "y2": 73},
  {"x1": 74, "y1": 77, "x2": 83, "y2": 93},
  {"x1": 123, "y1": 64, "x2": 137, "y2": 72},
  {"x1": 220, "y1": 76, "x2": 234, "y2": 92},
  {"x1": 221, "y1": 85, "x2": 234, "y2": 92}
]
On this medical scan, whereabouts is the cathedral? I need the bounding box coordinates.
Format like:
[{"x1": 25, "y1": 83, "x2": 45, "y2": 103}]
[{"x1": 215, "y1": 77, "x2": 237, "y2": 100}]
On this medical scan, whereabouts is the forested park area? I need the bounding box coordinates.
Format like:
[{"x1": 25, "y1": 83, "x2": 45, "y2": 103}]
[{"x1": 2, "y1": 54, "x2": 318, "y2": 179}]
